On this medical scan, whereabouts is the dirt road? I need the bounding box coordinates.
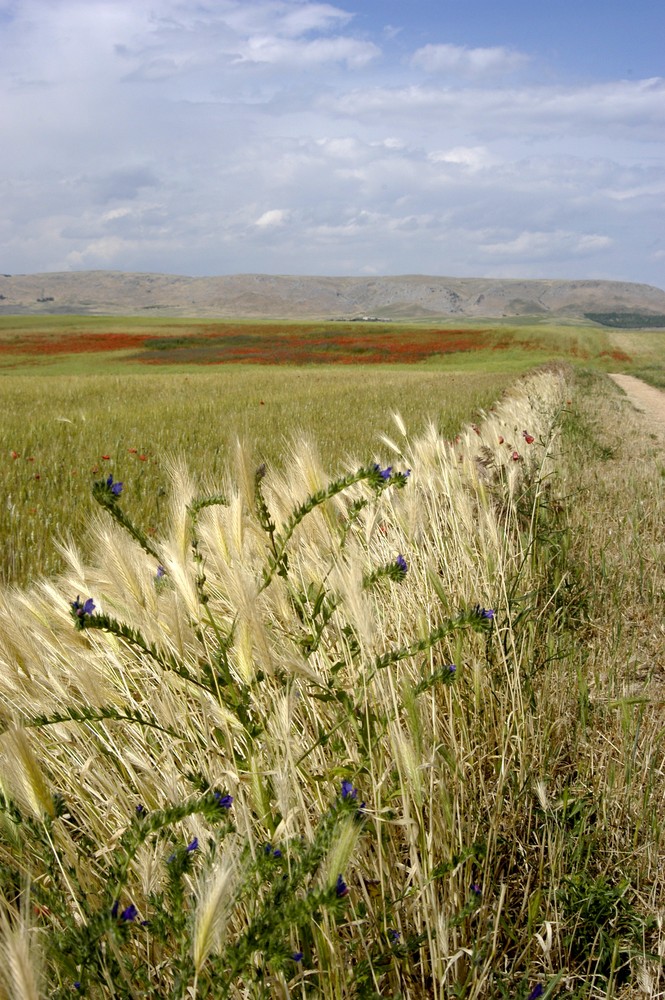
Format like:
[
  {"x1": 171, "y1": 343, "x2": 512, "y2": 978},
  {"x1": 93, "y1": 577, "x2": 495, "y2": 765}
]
[{"x1": 609, "y1": 374, "x2": 665, "y2": 441}]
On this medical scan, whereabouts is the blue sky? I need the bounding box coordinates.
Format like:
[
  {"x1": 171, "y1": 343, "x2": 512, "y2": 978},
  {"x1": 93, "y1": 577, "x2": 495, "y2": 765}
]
[{"x1": 1, "y1": 0, "x2": 664, "y2": 286}]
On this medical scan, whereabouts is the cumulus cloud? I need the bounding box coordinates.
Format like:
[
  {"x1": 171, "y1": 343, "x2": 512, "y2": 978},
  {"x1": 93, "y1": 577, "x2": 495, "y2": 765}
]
[
  {"x1": 411, "y1": 43, "x2": 528, "y2": 77},
  {"x1": 234, "y1": 34, "x2": 379, "y2": 67},
  {"x1": 428, "y1": 146, "x2": 495, "y2": 171},
  {"x1": 255, "y1": 209, "x2": 290, "y2": 227}
]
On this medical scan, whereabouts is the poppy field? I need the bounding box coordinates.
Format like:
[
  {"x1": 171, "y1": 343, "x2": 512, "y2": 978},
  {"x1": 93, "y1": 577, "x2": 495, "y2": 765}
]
[{"x1": 0, "y1": 313, "x2": 651, "y2": 375}]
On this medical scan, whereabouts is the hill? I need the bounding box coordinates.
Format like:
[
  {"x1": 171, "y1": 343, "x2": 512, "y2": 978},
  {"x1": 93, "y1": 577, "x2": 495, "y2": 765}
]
[{"x1": 1, "y1": 270, "x2": 665, "y2": 320}]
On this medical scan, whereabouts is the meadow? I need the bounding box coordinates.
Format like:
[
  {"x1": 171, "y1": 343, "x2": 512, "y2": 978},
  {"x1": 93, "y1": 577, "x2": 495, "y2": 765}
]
[{"x1": 0, "y1": 317, "x2": 664, "y2": 998}]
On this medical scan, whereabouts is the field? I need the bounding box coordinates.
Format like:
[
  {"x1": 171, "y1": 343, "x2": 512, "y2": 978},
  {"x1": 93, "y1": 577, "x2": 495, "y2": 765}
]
[
  {"x1": 0, "y1": 314, "x2": 647, "y2": 374},
  {"x1": 0, "y1": 317, "x2": 664, "y2": 998}
]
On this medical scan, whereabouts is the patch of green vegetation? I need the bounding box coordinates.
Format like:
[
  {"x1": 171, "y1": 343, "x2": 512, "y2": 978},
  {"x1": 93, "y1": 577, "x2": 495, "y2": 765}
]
[
  {"x1": 585, "y1": 311, "x2": 665, "y2": 328},
  {"x1": 0, "y1": 366, "x2": 512, "y2": 585},
  {"x1": 628, "y1": 365, "x2": 665, "y2": 391}
]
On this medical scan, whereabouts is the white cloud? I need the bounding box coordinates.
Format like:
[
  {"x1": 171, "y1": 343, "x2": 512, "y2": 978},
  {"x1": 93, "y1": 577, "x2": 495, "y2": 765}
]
[
  {"x1": 479, "y1": 230, "x2": 614, "y2": 259},
  {"x1": 323, "y1": 78, "x2": 665, "y2": 141},
  {"x1": 411, "y1": 43, "x2": 527, "y2": 77},
  {"x1": 428, "y1": 146, "x2": 495, "y2": 171},
  {"x1": 235, "y1": 34, "x2": 378, "y2": 67},
  {"x1": 255, "y1": 209, "x2": 290, "y2": 227}
]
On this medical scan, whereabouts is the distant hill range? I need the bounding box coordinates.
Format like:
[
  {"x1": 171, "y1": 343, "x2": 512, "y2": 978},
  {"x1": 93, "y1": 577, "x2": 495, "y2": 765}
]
[{"x1": 1, "y1": 271, "x2": 665, "y2": 322}]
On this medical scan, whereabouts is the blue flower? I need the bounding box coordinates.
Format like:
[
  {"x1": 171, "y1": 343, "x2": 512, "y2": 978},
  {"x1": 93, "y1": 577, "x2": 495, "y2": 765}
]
[
  {"x1": 474, "y1": 605, "x2": 495, "y2": 620},
  {"x1": 135, "y1": 803, "x2": 146, "y2": 818},
  {"x1": 341, "y1": 780, "x2": 357, "y2": 801},
  {"x1": 448, "y1": 663, "x2": 457, "y2": 674},
  {"x1": 106, "y1": 474, "x2": 123, "y2": 496},
  {"x1": 71, "y1": 596, "x2": 95, "y2": 619},
  {"x1": 213, "y1": 791, "x2": 233, "y2": 809},
  {"x1": 395, "y1": 554, "x2": 408, "y2": 576},
  {"x1": 186, "y1": 837, "x2": 198, "y2": 853},
  {"x1": 292, "y1": 951, "x2": 303, "y2": 962},
  {"x1": 528, "y1": 986, "x2": 544, "y2": 1000},
  {"x1": 156, "y1": 564, "x2": 166, "y2": 579},
  {"x1": 120, "y1": 904, "x2": 137, "y2": 922},
  {"x1": 335, "y1": 874, "x2": 349, "y2": 898}
]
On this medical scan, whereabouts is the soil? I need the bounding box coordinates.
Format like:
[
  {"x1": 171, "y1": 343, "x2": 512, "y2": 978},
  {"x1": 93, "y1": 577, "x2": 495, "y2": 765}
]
[{"x1": 609, "y1": 373, "x2": 665, "y2": 442}]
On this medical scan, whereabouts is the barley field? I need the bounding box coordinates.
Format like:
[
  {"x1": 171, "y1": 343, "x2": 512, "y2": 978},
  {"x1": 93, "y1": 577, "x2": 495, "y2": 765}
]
[
  {"x1": 0, "y1": 367, "x2": 511, "y2": 587},
  {"x1": 0, "y1": 352, "x2": 663, "y2": 998}
]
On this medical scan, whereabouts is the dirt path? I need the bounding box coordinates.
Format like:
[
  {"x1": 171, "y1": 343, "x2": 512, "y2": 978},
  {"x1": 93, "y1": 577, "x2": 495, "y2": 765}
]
[{"x1": 609, "y1": 373, "x2": 665, "y2": 441}]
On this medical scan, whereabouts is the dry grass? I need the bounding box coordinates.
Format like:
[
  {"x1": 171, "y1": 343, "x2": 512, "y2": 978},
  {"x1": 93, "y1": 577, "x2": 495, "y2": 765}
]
[{"x1": 0, "y1": 365, "x2": 663, "y2": 998}]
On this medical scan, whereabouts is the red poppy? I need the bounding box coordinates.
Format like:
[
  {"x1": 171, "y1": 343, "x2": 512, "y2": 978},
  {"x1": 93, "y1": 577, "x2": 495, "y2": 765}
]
[
  {"x1": 102, "y1": 454, "x2": 111, "y2": 460},
  {"x1": 511, "y1": 451, "x2": 520, "y2": 461},
  {"x1": 522, "y1": 431, "x2": 535, "y2": 444},
  {"x1": 138, "y1": 454, "x2": 148, "y2": 461},
  {"x1": 128, "y1": 447, "x2": 138, "y2": 454},
  {"x1": 10, "y1": 450, "x2": 19, "y2": 459}
]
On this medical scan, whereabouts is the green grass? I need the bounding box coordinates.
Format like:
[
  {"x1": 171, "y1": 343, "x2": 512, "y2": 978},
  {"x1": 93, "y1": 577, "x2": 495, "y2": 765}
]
[{"x1": 0, "y1": 366, "x2": 511, "y2": 586}]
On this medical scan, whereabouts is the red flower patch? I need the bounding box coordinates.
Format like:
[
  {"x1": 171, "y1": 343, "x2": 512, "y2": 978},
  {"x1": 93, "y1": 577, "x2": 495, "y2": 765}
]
[{"x1": 0, "y1": 332, "x2": 151, "y2": 355}]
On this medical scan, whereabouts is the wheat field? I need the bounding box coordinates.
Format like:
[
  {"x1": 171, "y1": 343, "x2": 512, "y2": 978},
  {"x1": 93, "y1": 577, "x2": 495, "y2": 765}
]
[{"x1": 0, "y1": 364, "x2": 663, "y2": 999}]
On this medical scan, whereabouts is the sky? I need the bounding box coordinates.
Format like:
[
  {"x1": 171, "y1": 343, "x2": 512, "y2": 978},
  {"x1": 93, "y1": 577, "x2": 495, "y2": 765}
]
[{"x1": 1, "y1": 0, "x2": 664, "y2": 286}]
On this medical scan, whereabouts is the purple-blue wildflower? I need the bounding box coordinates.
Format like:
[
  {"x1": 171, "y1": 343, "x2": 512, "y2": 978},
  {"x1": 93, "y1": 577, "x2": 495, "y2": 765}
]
[
  {"x1": 341, "y1": 780, "x2": 358, "y2": 801},
  {"x1": 388, "y1": 928, "x2": 401, "y2": 942},
  {"x1": 120, "y1": 904, "x2": 138, "y2": 922},
  {"x1": 156, "y1": 564, "x2": 166, "y2": 579},
  {"x1": 73, "y1": 983, "x2": 81, "y2": 990},
  {"x1": 528, "y1": 986, "x2": 544, "y2": 1000},
  {"x1": 135, "y1": 804, "x2": 146, "y2": 818},
  {"x1": 186, "y1": 837, "x2": 198, "y2": 853},
  {"x1": 395, "y1": 554, "x2": 408, "y2": 575},
  {"x1": 213, "y1": 791, "x2": 233, "y2": 809},
  {"x1": 474, "y1": 605, "x2": 495, "y2": 620},
  {"x1": 106, "y1": 474, "x2": 123, "y2": 496},
  {"x1": 292, "y1": 951, "x2": 303, "y2": 962},
  {"x1": 71, "y1": 596, "x2": 95, "y2": 619},
  {"x1": 335, "y1": 874, "x2": 349, "y2": 898},
  {"x1": 448, "y1": 664, "x2": 457, "y2": 674},
  {"x1": 471, "y1": 883, "x2": 482, "y2": 896}
]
